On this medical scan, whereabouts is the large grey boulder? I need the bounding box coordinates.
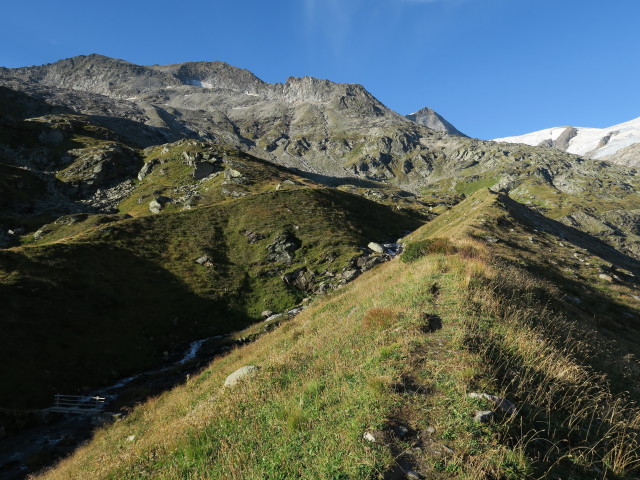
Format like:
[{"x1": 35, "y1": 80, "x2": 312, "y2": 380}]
[
  {"x1": 367, "y1": 242, "x2": 384, "y2": 254},
  {"x1": 224, "y1": 365, "x2": 259, "y2": 387},
  {"x1": 149, "y1": 195, "x2": 172, "y2": 214}
]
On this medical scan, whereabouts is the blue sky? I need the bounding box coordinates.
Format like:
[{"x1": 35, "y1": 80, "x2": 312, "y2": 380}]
[{"x1": 2, "y1": 0, "x2": 639, "y2": 139}]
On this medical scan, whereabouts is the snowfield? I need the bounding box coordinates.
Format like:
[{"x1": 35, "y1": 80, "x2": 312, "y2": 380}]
[{"x1": 494, "y1": 116, "x2": 640, "y2": 160}]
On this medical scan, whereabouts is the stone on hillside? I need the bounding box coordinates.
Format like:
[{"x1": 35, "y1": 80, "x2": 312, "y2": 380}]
[
  {"x1": 599, "y1": 273, "x2": 614, "y2": 282},
  {"x1": 368, "y1": 242, "x2": 384, "y2": 254},
  {"x1": 362, "y1": 430, "x2": 386, "y2": 443},
  {"x1": 192, "y1": 161, "x2": 219, "y2": 180},
  {"x1": 276, "y1": 179, "x2": 302, "y2": 190},
  {"x1": 149, "y1": 200, "x2": 162, "y2": 214},
  {"x1": 340, "y1": 269, "x2": 359, "y2": 282},
  {"x1": 223, "y1": 167, "x2": 246, "y2": 185},
  {"x1": 137, "y1": 158, "x2": 160, "y2": 181},
  {"x1": 33, "y1": 228, "x2": 52, "y2": 240},
  {"x1": 266, "y1": 233, "x2": 301, "y2": 263},
  {"x1": 195, "y1": 255, "x2": 213, "y2": 266},
  {"x1": 474, "y1": 410, "x2": 494, "y2": 423},
  {"x1": 245, "y1": 231, "x2": 266, "y2": 244},
  {"x1": 149, "y1": 195, "x2": 172, "y2": 214},
  {"x1": 283, "y1": 267, "x2": 315, "y2": 290},
  {"x1": 468, "y1": 392, "x2": 515, "y2": 414},
  {"x1": 356, "y1": 254, "x2": 385, "y2": 271},
  {"x1": 224, "y1": 365, "x2": 259, "y2": 387}
]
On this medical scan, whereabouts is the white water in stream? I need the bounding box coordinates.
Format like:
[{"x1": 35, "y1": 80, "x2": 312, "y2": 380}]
[{"x1": 96, "y1": 335, "x2": 226, "y2": 398}]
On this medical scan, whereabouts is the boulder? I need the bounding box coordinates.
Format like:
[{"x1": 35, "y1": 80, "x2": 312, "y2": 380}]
[
  {"x1": 283, "y1": 267, "x2": 315, "y2": 290},
  {"x1": 245, "y1": 231, "x2": 266, "y2": 244},
  {"x1": 368, "y1": 242, "x2": 385, "y2": 254},
  {"x1": 224, "y1": 365, "x2": 259, "y2": 387},
  {"x1": 276, "y1": 179, "x2": 302, "y2": 190},
  {"x1": 33, "y1": 227, "x2": 52, "y2": 241},
  {"x1": 362, "y1": 430, "x2": 386, "y2": 443},
  {"x1": 266, "y1": 233, "x2": 301, "y2": 263},
  {"x1": 223, "y1": 167, "x2": 246, "y2": 185},
  {"x1": 195, "y1": 255, "x2": 213, "y2": 266},
  {"x1": 340, "y1": 269, "x2": 360, "y2": 282},
  {"x1": 474, "y1": 410, "x2": 494, "y2": 423},
  {"x1": 468, "y1": 392, "x2": 515, "y2": 414},
  {"x1": 149, "y1": 200, "x2": 163, "y2": 214},
  {"x1": 355, "y1": 254, "x2": 385, "y2": 271},
  {"x1": 149, "y1": 195, "x2": 172, "y2": 214},
  {"x1": 192, "y1": 162, "x2": 219, "y2": 180},
  {"x1": 137, "y1": 158, "x2": 160, "y2": 181}
]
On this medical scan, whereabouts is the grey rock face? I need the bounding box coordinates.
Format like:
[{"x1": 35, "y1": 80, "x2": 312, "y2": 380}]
[
  {"x1": 60, "y1": 143, "x2": 141, "y2": 192},
  {"x1": 137, "y1": 158, "x2": 159, "y2": 181}
]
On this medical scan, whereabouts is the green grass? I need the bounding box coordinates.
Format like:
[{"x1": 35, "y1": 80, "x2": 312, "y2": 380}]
[
  {"x1": 0, "y1": 187, "x2": 420, "y2": 409},
  {"x1": 37, "y1": 239, "x2": 533, "y2": 480}
]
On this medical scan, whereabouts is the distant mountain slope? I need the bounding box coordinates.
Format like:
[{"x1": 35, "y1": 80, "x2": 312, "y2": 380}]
[
  {"x1": 0, "y1": 55, "x2": 478, "y2": 193},
  {"x1": 405, "y1": 106, "x2": 466, "y2": 136},
  {"x1": 494, "y1": 116, "x2": 640, "y2": 167}
]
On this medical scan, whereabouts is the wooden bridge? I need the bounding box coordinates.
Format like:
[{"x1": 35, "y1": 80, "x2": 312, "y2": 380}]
[{"x1": 50, "y1": 394, "x2": 107, "y2": 414}]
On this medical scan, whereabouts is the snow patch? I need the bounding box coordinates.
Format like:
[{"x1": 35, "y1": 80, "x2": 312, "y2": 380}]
[
  {"x1": 185, "y1": 79, "x2": 214, "y2": 89},
  {"x1": 494, "y1": 116, "x2": 640, "y2": 160}
]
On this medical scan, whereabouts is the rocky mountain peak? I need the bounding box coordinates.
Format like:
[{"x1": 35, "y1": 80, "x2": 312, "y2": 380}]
[
  {"x1": 151, "y1": 61, "x2": 267, "y2": 93},
  {"x1": 406, "y1": 106, "x2": 465, "y2": 136}
]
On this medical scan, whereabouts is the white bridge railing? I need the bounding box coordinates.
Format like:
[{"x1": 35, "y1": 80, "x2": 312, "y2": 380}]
[{"x1": 50, "y1": 394, "x2": 107, "y2": 413}]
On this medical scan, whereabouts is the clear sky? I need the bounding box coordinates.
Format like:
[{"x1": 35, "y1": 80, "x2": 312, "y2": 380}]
[{"x1": 2, "y1": 0, "x2": 639, "y2": 139}]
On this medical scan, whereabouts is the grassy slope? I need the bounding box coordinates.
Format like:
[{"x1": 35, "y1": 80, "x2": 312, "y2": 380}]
[
  {"x1": 37, "y1": 191, "x2": 640, "y2": 479},
  {"x1": 0, "y1": 188, "x2": 419, "y2": 409}
]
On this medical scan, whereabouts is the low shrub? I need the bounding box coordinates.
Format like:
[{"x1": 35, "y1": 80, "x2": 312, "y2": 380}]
[{"x1": 401, "y1": 238, "x2": 456, "y2": 263}]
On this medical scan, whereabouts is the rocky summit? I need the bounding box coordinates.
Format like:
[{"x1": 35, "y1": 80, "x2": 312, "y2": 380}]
[{"x1": 1, "y1": 55, "x2": 640, "y2": 480}]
